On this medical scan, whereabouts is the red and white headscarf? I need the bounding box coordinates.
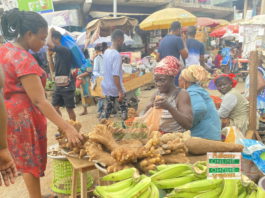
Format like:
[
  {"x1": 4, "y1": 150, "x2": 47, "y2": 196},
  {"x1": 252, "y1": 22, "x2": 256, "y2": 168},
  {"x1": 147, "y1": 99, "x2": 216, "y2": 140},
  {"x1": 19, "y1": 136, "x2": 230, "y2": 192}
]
[{"x1": 154, "y1": 56, "x2": 182, "y2": 77}]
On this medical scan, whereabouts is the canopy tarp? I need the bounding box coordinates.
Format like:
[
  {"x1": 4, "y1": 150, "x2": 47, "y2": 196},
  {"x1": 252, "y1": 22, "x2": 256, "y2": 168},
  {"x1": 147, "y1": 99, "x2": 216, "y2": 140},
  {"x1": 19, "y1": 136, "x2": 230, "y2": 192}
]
[
  {"x1": 197, "y1": 17, "x2": 220, "y2": 27},
  {"x1": 139, "y1": 8, "x2": 197, "y2": 31},
  {"x1": 210, "y1": 24, "x2": 239, "y2": 38},
  {"x1": 85, "y1": 16, "x2": 138, "y2": 46},
  {"x1": 216, "y1": 19, "x2": 230, "y2": 26},
  {"x1": 239, "y1": 15, "x2": 265, "y2": 25}
]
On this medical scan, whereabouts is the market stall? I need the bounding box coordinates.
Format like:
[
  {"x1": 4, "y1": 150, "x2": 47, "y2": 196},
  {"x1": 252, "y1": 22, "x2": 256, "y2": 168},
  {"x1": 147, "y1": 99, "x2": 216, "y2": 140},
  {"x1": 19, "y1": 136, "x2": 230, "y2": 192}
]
[
  {"x1": 84, "y1": 16, "x2": 155, "y2": 109},
  {"x1": 53, "y1": 118, "x2": 265, "y2": 197},
  {"x1": 85, "y1": 16, "x2": 138, "y2": 48}
]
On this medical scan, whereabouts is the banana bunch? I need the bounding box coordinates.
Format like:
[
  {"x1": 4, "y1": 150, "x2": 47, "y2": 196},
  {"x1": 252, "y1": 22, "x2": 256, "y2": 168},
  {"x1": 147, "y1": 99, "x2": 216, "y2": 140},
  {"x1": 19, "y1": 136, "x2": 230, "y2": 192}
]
[
  {"x1": 94, "y1": 168, "x2": 159, "y2": 198},
  {"x1": 94, "y1": 163, "x2": 265, "y2": 198}
]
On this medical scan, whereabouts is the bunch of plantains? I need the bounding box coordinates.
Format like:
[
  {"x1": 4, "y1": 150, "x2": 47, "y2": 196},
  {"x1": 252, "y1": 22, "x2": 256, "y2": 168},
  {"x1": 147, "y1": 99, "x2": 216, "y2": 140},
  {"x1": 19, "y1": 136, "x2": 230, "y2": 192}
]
[{"x1": 94, "y1": 161, "x2": 265, "y2": 198}]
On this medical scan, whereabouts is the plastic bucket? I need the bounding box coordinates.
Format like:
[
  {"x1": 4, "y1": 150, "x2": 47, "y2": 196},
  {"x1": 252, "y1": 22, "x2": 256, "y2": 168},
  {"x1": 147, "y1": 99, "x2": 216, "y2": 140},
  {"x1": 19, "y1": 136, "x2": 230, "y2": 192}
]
[{"x1": 258, "y1": 176, "x2": 265, "y2": 191}]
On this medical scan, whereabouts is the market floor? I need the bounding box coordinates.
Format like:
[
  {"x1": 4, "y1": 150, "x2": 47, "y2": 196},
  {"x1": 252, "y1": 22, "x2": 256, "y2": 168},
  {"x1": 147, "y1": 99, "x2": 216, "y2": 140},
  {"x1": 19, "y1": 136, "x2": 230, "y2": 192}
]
[{"x1": 0, "y1": 83, "x2": 245, "y2": 198}]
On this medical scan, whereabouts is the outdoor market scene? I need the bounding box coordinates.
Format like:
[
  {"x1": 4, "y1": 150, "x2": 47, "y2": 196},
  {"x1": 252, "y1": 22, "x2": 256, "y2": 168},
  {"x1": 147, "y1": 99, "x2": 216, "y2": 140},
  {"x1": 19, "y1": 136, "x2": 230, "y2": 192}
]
[{"x1": 1, "y1": 0, "x2": 265, "y2": 198}]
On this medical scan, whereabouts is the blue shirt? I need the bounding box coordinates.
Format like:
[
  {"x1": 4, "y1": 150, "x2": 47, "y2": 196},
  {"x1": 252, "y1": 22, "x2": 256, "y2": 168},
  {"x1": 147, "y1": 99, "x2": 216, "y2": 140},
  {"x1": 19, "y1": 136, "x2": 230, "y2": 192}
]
[
  {"x1": 187, "y1": 84, "x2": 221, "y2": 140},
  {"x1": 186, "y1": 38, "x2": 205, "y2": 67},
  {"x1": 158, "y1": 35, "x2": 184, "y2": 59},
  {"x1": 101, "y1": 49, "x2": 125, "y2": 97}
]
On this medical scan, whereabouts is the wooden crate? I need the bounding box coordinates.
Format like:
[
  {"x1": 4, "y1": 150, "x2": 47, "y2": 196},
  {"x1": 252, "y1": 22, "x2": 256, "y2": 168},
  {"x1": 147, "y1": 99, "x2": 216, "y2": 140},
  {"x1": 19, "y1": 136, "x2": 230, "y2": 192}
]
[
  {"x1": 124, "y1": 72, "x2": 153, "y2": 92},
  {"x1": 90, "y1": 73, "x2": 154, "y2": 97}
]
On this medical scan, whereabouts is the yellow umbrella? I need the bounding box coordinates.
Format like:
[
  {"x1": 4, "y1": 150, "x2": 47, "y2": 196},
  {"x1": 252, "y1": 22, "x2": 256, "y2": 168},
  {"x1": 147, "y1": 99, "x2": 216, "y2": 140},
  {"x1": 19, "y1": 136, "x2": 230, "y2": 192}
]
[{"x1": 139, "y1": 8, "x2": 197, "y2": 31}]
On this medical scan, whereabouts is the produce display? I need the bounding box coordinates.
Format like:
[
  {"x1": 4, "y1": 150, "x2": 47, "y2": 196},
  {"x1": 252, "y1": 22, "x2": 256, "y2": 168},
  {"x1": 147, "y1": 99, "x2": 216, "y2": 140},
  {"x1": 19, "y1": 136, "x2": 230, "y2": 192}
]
[
  {"x1": 86, "y1": 119, "x2": 190, "y2": 173},
  {"x1": 56, "y1": 119, "x2": 191, "y2": 173},
  {"x1": 94, "y1": 162, "x2": 265, "y2": 198},
  {"x1": 56, "y1": 119, "x2": 245, "y2": 174}
]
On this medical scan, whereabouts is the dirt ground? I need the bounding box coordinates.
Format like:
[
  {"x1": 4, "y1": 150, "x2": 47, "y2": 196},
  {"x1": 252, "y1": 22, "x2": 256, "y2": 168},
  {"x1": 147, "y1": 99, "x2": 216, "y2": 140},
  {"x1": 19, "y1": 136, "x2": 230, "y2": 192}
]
[{"x1": 0, "y1": 83, "x2": 245, "y2": 198}]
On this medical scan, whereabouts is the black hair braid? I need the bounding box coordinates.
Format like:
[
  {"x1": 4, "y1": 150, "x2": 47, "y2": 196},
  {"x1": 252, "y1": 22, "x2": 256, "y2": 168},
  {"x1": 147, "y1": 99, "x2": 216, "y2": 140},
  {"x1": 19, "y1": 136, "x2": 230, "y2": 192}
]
[
  {"x1": 1, "y1": 8, "x2": 21, "y2": 40},
  {"x1": 1, "y1": 8, "x2": 48, "y2": 41}
]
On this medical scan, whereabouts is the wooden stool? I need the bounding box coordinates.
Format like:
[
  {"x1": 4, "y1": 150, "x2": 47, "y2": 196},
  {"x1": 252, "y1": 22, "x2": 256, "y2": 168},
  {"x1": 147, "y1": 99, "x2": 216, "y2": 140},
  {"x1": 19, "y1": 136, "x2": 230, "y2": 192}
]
[{"x1": 67, "y1": 156, "x2": 96, "y2": 198}]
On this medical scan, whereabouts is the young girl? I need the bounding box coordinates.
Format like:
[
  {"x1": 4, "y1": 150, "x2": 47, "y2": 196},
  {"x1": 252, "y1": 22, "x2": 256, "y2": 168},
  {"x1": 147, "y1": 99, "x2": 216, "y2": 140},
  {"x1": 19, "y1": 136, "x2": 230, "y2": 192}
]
[
  {"x1": 0, "y1": 9, "x2": 83, "y2": 198},
  {"x1": 214, "y1": 74, "x2": 249, "y2": 134}
]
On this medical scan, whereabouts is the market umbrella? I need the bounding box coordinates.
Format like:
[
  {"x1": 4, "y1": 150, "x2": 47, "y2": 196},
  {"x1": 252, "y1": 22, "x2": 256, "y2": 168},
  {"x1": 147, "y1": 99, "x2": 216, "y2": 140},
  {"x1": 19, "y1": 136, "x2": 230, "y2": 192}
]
[
  {"x1": 216, "y1": 19, "x2": 230, "y2": 26},
  {"x1": 209, "y1": 24, "x2": 239, "y2": 38},
  {"x1": 197, "y1": 17, "x2": 220, "y2": 27},
  {"x1": 222, "y1": 32, "x2": 240, "y2": 41},
  {"x1": 139, "y1": 8, "x2": 197, "y2": 31}
]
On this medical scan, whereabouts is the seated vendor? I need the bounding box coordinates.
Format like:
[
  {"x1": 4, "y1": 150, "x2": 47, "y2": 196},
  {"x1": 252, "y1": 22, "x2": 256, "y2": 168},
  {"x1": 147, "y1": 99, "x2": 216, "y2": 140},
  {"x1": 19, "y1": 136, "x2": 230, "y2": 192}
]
[
  {"x1": 144, "y1": 56, "x2": 193, "y2": 133},
  {"x1": 214, "y1": 74, "x2": 249, "y2": 135},
  {"x1": 179, "y1": 65, "x2": 221, "y2": 140}
]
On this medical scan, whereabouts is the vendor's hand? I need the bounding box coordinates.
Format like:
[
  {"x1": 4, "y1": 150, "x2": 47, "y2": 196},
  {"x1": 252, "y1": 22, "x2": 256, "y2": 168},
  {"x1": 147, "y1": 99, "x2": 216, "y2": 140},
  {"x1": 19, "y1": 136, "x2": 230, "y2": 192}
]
[
  {"x1": 64, "y1": 125, "x2": 84, "y2": 147},
  {"x1": 118, "y1": 91, "x2": 124, "y2": 102},
  {"x1": 154, "y1": 97, "x2": 171, "y2": 110},
  {"x1": 0, "y1": 148, "x2": 17, "y2": 186}
]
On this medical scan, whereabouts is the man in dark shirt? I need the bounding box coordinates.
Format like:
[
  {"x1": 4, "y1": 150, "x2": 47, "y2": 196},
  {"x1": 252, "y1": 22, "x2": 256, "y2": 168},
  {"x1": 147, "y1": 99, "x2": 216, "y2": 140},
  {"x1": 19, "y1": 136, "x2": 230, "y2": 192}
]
[
  {"x1": 158, "y1": 21, "x2": 188, "y2": 61},
  {"x1": 158, "y1": 22, "x2": 188, "y2": 85},
  {"x1": 185, "y1": 26, "x2": 205, "y2": 68},
  {"x1": 48, "y1": 30, "x2": 76, "y2": 121}
]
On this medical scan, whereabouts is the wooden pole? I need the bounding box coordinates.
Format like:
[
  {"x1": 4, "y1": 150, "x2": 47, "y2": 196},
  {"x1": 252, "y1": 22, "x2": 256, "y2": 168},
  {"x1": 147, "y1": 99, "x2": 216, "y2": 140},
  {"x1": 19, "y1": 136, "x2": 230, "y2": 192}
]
[
  {"x1": 261, "y1": 0, "x2": 265, "y2": 15},
  {"x1": 244, "y1": 0, "x2": 248, "y2": 19},
  {"x1": 46, "y1": 52, "x2": 55, "y2": 81},
  {"x1": 246, "y1": 51, "x2": 258, "y2": 139}
]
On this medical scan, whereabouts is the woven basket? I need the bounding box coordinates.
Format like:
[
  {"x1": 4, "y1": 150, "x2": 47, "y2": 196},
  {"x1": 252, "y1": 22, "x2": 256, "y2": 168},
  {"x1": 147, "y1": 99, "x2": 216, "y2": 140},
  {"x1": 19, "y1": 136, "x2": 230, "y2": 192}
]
[{"x1": 51, "y1": 159, "x2": 93, "y2": 195}]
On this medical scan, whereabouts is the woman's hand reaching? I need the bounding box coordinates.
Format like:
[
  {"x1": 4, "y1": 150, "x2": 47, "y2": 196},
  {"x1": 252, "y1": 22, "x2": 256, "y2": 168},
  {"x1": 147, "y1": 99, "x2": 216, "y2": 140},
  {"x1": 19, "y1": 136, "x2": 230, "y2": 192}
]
[
  {"x1": 0, "y1": 148, "x2": 17, "y2": 186},
  {"x1": 63, "y1": 124, "x2": 84, "y2": 147}
]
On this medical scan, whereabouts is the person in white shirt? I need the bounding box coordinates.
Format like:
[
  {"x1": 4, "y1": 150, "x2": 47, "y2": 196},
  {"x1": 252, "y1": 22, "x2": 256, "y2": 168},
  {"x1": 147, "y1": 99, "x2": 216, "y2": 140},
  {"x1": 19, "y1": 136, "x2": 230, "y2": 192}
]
[
  {"x1": 92, "y1": 44, "x2": 104, "y2": 117},
  {"x1": 101, "y1": 30, "x2": 128, "y2": 120}
]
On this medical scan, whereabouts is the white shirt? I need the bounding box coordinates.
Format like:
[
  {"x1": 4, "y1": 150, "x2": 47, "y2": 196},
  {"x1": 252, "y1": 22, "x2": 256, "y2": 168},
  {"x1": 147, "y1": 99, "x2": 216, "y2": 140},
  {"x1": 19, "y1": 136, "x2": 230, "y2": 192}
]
[
  {"x1": 101, "y1": 49, "x2": 125, "y2": 97},
  {"x1": 218, "y1": 93, "x2": 238, "y2": 118}
]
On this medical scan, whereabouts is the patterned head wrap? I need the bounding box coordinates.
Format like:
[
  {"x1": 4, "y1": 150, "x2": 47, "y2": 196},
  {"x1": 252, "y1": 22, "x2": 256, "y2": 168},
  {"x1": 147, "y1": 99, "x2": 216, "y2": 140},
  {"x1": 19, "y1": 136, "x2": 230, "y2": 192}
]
[
  {"x1": 180, "y1": 65, "x2": 210, "y2": 83},
  {"x1": 154, "y1": 56, "x2": 181, "y2": 77},
  {"x1": 214, "y1": 73, "x2": 237, "y2": 88}
]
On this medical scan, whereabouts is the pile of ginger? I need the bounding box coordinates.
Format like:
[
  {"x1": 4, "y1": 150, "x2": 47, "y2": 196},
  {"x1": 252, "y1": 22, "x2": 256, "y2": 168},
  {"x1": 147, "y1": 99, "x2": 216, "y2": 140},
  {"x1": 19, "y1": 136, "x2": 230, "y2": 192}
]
[{"x1": 57, "y1": 119, "x2": 190, "y2": 173}]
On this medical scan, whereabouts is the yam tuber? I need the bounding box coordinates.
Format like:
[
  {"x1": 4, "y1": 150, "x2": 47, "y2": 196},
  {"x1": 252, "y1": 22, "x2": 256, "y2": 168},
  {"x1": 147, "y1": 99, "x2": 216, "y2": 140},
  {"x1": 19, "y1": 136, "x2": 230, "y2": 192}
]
[
  {"x1": 185, "y1": 137, "x2": 244, "y2": 155},
  {"x1": 162, "y1": 153, "x2": 190, "y2": 164}
]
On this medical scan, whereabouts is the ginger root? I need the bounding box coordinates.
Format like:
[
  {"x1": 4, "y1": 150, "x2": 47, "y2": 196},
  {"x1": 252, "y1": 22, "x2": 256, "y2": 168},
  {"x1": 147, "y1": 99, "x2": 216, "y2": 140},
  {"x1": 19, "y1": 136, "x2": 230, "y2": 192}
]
[
  {"x1": 85, "y1": 141, "x2": 116, "y2": 166},
  {"x1": 88, "y1": 124, "x2": 119, "y2": 151}
]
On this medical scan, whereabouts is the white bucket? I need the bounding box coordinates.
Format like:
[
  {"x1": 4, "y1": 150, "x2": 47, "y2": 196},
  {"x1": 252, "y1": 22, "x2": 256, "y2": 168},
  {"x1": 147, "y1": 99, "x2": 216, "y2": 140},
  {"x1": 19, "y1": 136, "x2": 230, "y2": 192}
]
[{"x1": 258, "y1": 176, "x2": 265, "y2": 191}]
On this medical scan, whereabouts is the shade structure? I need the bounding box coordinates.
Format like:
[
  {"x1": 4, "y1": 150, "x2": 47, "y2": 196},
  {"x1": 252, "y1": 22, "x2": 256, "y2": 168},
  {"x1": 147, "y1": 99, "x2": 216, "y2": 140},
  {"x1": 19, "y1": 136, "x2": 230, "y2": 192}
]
[
  {"x1": 88, "y1": 34, "x2": 134, "y2": 48},
  {"x1": 216, "y1": 19, "x2": 230, "y2": 26},
  {"x1": 239, "y1": 14, "x2": 265, "y2": 25},
  {"x1": 197, "y1": 17, "x2": 220, "y2": 27},
  {"x1": 139, "y1": 8, "x2": 197, "y2": 31},
  {"x1": 210, "y1": 24, "x2": 239, "y2": 38}
]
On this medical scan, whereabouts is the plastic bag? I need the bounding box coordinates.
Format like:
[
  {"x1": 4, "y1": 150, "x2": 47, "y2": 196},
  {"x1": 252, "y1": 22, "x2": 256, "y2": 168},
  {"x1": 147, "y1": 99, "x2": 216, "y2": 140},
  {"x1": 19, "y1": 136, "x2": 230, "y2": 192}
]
[
  {"x1": 239, "y1": 139, "x2": 265, "y2": 174},
  {"x1": 135, "y1": 107, "x2": 162, "y2": 132},
  {"x1": 222, "y1": 126, "x2": 245, "y2": 144},
  {"x1": 60, "y1": 35, "x2": 87, "y2": 69}
]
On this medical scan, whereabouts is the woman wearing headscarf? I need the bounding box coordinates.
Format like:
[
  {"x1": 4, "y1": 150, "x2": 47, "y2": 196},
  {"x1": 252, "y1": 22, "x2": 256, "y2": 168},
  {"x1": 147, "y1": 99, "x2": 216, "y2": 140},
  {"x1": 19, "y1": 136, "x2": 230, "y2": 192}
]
[
  {"x1": 144, "y1": 56, "x2": 193, "y2": 133},
  {"x1": 214, "y1": 74, "x2": 249, "y2": 134},
  {"x1": 179, "y1": 65, "x2": 221, "y2": 140}
]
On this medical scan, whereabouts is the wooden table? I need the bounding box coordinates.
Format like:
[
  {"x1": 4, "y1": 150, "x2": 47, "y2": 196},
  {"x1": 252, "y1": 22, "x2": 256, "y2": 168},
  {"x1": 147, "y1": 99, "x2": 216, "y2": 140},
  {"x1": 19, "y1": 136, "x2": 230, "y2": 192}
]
[{"x1": 67, "y1": 157, "x2": 96, "y2": 198}]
